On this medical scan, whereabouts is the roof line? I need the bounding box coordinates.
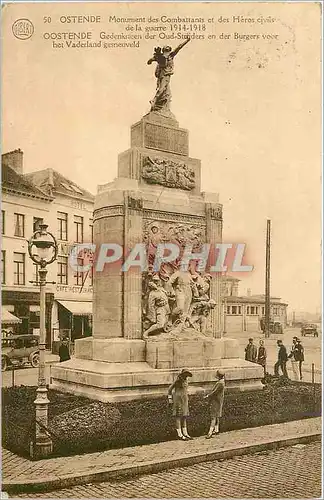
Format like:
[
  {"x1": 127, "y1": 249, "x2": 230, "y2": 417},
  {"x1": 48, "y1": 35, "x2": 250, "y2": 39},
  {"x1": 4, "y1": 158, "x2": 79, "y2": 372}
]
[{"x1": 2, "y1": 187, "x2": 53, "y2": 202}]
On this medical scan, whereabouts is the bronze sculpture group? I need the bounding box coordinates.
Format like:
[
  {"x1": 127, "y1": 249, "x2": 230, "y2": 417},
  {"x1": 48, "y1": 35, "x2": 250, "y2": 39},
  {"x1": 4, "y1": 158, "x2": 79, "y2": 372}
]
[{"x1": 143, "y1": 270, "x2": 216, "y2": 339}]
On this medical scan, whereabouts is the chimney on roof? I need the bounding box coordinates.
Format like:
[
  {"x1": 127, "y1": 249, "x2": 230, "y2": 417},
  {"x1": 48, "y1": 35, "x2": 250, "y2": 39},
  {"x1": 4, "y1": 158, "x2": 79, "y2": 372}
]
[
  {"x1": 2, "y1": 149, "x2": 24, "y2": 175},
  {"x1": 247, "y1": 288, "x2": 252, "y2": 297},
  {"x1": 48, "y1": 168, "x2": 54, "y2": 187}
]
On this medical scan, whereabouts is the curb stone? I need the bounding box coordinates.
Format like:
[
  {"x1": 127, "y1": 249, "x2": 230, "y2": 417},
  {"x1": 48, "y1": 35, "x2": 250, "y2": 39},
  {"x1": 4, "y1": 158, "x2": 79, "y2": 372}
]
[{"x1": 3, "y1": 432, "x2": 321, "y2": 494}]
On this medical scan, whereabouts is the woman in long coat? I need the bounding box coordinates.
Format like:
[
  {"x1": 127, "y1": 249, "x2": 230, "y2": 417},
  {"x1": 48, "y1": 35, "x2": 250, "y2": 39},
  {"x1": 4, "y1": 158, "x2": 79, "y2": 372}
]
[
  {"x1": 168, "y1": 368, "x2": 193, "y2": 440},
  {"x1": 204, "y1": 370, "x2": 225, "y2": 439}
]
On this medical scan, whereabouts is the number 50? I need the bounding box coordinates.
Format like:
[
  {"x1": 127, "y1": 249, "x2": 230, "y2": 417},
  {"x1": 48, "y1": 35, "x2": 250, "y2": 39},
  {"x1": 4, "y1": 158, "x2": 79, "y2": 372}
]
[{"x1": 44, "y1": 16, "x2": 51, "y2": 23}]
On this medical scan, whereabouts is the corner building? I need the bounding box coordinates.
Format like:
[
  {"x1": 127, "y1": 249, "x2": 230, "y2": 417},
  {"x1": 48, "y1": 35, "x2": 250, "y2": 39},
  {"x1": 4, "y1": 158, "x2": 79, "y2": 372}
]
[{"x1": 1, "y1": 150, "x2": 94, "y2": 349}]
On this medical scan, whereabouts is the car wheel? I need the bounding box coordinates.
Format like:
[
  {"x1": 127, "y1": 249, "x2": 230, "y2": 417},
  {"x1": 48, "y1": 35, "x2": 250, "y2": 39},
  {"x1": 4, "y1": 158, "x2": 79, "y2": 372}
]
[
  {"x1": 30, "y1": 353, "x2": 40, "y2": 368},
  {"x1": 1, "y1": 356, "x2": 8, "y2": 372}
]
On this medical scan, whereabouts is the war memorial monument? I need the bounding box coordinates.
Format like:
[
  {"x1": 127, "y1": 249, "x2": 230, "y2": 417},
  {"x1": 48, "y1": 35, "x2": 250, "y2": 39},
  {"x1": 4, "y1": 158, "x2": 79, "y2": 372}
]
[{"x1": 51, "y1": 38, "x2": 263, "y2": 401}]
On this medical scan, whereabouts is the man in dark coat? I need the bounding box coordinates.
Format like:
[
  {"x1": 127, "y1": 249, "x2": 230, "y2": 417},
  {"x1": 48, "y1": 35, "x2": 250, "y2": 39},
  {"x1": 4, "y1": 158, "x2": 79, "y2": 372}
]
[
  {"x1": 289, "y1": 338, "x2": 304, "y2": 380},
  {"x1": 245, "y1": 338, "x2": 257, "y2": 363},
  {"x1": 59, "y1": 338, "x2": 70, "y2": 362},
  {"x1": 274, "y1": 340, "x2": 289, "y2": 378}
]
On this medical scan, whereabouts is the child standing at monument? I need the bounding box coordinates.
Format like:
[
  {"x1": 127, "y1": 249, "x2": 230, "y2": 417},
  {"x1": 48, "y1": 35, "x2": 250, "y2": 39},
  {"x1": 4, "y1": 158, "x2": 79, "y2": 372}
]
[
  {"x1": 168, "y1": 368, "x2": 193, "y2": 440},
  {"x1": 204, "y1": 370, "x2": 225, "y2": 439}
]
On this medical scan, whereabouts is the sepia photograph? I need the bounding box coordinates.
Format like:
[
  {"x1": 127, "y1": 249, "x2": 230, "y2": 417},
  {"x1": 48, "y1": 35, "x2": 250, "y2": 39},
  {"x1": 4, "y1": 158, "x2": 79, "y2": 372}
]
[{"x1": 1, "y1": 1, "x2": 322, "y2": 498}]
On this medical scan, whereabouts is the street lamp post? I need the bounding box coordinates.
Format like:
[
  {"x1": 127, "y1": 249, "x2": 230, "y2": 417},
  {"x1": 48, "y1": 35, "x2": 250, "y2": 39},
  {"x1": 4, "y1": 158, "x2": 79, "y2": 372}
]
[{"x1": 28, "y1": 223, "x2": 58, "y2": 459}]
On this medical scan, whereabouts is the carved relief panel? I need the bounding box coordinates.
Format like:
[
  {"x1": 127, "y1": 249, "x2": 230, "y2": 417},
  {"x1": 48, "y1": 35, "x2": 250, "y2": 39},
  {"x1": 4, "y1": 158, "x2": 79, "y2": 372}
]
[{"x1": 141, "y1": 156, "x2": 195, "y2": 191}]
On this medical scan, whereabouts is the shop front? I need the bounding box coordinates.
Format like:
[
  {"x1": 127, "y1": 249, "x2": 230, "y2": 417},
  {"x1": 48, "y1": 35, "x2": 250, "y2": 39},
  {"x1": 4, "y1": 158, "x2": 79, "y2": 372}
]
[
  {"x1": 1, "y1": 290, "x2": 54, "y2": 347},
  {"x1": 1, "y1": 308, "x2": 22, "y2": 336},
  {"x1": 52, "y1": 299, "x2": 92, "y2": 354}
]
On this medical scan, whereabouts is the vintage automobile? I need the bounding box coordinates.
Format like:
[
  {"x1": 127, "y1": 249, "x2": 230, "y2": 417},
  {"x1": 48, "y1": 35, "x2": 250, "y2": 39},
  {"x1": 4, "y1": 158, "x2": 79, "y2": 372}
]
[
  {"x1": 1, "y1": 334, "x2": 40, "y2": 371},
  {"x1": 301, "y1": 323, "x2": 319, "y2": 337}
]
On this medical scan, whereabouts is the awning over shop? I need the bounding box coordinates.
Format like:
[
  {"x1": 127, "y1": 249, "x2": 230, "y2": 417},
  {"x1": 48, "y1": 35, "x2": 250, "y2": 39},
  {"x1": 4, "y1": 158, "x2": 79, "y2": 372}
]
[
  {"x1": 1, "y1": 309, "x2": 22, "y2": 325},
  {"x1": 57, "y1": 300, "x2": 92, "y2": 316}
]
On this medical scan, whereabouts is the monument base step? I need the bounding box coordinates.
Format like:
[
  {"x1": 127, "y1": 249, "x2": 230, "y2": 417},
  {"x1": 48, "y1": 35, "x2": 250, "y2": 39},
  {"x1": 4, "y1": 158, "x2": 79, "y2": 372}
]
[{"x1": 50, "y1": 358, "x2": 264, "y2": 403}]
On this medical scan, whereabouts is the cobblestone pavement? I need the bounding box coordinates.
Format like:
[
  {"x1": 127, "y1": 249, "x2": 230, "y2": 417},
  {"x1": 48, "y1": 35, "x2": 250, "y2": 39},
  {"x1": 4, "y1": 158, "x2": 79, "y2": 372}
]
[
  {"x1": 2, "y1": 418, "x2": 321, "y2": 486},
  {"x1": 16, "y1": 441, "x2": 322, "y2": 499}
]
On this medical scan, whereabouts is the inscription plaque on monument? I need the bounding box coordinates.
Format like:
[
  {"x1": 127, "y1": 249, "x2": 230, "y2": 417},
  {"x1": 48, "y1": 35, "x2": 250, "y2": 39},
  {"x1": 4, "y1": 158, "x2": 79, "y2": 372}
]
[{"x1": 144, "y1": 122, "x2": 189, "y2": 156}]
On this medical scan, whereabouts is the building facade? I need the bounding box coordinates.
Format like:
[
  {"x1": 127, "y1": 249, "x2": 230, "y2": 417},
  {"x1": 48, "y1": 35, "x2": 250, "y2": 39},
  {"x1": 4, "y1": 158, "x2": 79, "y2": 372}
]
[
  {"x1": 1, "y1": 150, "x2": 54, "y2": 340},
  {"x1": 221, "y1": 276, "x2": 288, "y2": 334},
  {"x1": 1, "y1": 150, "x2": 94, "y2": 349}
]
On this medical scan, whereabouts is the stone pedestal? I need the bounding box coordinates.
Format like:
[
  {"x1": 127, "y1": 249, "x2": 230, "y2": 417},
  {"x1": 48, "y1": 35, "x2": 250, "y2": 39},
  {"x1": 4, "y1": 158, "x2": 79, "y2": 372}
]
[{"x1": 51, "y1": 112, "x2": 263, "y2": 401}]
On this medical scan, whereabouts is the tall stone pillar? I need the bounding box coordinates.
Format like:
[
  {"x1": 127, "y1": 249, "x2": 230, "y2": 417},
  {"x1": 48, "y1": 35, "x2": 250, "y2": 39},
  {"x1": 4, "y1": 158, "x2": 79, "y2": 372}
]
[
  {"x1": 93, "y1": 205, "x2": 124, "y2": 339},
  {"x1": 122, "y1": 192, "x2": 143, "y2": 339},
  {"x1": 206, "y1": 202, "x2": 223, "y2": 338}
]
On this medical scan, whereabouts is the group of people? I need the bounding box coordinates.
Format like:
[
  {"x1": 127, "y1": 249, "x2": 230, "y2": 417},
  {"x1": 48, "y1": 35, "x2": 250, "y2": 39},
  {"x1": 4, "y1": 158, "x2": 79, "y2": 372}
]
[
  {"x1": 168, "y1": 368, "x2": 225, "y2": 440},
  {"x1": 244, "y1": 336, "x2": 305, "y2": 380}
]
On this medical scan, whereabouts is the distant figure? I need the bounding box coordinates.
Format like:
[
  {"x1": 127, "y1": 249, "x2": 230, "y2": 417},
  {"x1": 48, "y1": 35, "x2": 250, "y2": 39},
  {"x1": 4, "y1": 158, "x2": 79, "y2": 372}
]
[
  {"x1": 257, "y1": 339, "x2": 267, "y2": 375},
  {"x1": 274, "y1": 340, "x2": 288, "y2": 379},
  {"x1": 245, "y1": 338, "x2": 257, "y2": 363},
  {"x1": 289, "y1": 338, "x2": 304, "y2": 380},
  {"x1": 59, "y1": 338, "x2": 70, "y2": 362},
  {"x1": 204, "y1": 370, "x2": 225, "y2": 439},
  {"x1": 288, "y1": 336, "x2": 299, "y2": 380},
  {"x1": 168, "y1": 368, "x2": 193, "y2": 440}
]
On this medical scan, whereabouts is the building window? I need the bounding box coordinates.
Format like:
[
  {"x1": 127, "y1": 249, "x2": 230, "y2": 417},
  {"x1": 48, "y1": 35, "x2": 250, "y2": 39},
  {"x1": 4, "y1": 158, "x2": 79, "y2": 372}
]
[
  {"x1": 14, "y1": 213, "x2": 25, "y2": 237},
  {"x1": 57, "y1": 212, "x2": 68, "y2": 241},
  {"x1": 89, "y1": 219, "x2": 93, "y2": 243},
  {"x1": 247, "y1": 306, "x2": 250, "y2": 314},
  {"x1": 273, "y1": 307, "x2": 279, "y2": 315},
  {"x1": 33, "y1": 263, "x2": 39, "y2": 284},
  {"x1": 57, "y1": 256, "x2": 68, "y2": 285},
  {"x1": 250, "y1": 306, "x2": 255, "y2": 315},
  {"x1": 74, "y1": 216, "x2": 84, "y2": 243},
  {"x1": 13, "y1": 252, "x2": 25, "y2": 285},
  {"x1": 74, "y1": 257, "x2": 84, "y2": 286},
  {"x1": 262, "y1": 307, "x2": 265, "y2": 315},
  {"x1": 33, "y1": 217, "x2": 43, "y2": 232},
  {"x1": 1, "y1": 250, "x2": 5, "y2": 284},
  {"x1": 255, "y1": 306, "x2": 259, "y2": 315},
  {"x1": 1, "y1": 210, "x2": 5, "y2": 235},
  {"x1": 238, "y1": 306, "x2": 242, "y2": 315},
  {"x1": 89, "y1": 265, "x2": 93, "y2": 286},
  {"x1": 231, "y1": 306, "x2": 237, "y2": 315}
]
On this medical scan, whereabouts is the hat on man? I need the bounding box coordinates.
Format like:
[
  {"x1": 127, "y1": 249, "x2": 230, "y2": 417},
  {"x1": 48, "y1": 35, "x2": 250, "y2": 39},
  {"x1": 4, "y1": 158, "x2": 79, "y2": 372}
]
[
  {"x1": 180, "y1": 368, "x2": 192, "y2": 378},
  {"x1": 216, "y1": 369, "x2": 225, "y2": 378}
]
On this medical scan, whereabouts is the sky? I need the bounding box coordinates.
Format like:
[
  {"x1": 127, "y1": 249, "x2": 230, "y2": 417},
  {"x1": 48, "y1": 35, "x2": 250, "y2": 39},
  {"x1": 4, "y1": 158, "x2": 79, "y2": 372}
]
[{"x1": 2, "y1": 2, "x2": 322, "y2": 313}]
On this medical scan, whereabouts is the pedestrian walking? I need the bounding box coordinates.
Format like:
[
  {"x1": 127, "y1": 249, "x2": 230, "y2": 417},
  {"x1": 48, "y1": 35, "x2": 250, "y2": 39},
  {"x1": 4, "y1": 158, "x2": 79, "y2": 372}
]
[
  {"x1": 59, "y1": 338, "x2": 70, "y2": 362},
  {"x1": 289, "y1": 338, "x2": 304, "y2": 380},
  {"x1": 204, "y1": 370, "x2": 225, "y2": 439},
  {"x1": 274, "y1": 339, "x2": 289, "y2": 379},
  {"x1": 257, "y1": 339, "x2": 267, "y2": 375},
  {"x1": 288, "y1": 336, "x2": 299, "y2": 380},
  {"x1": 245, "y1": 338, "x2": 257, "y2": 362},
  {"x1": 168, "y1": 368, "x2": 193, "y2": 440}
]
